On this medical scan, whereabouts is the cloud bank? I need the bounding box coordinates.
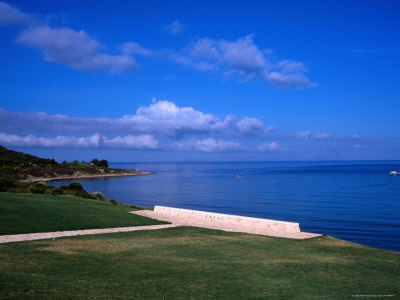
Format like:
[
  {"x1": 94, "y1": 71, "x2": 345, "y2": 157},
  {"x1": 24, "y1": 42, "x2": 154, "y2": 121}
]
[
  {"x1": 0, "y1": 99, "x2": 348, "y2": 153},
  {"x1": 0, "y1": 133, "x2": 158, "y2": 149},
  {"x1": 290, "y1": 131, "x2": 332, "y2": 140},
  {"x1": 0, "y1": 99, "x2": 283, "y2": 152},
  {"x1": 0, "y1": 100, "x2": 274, "y2": 138},
  {"x1": 0, "y1": 132, "x2": 285, "y2": 153}
]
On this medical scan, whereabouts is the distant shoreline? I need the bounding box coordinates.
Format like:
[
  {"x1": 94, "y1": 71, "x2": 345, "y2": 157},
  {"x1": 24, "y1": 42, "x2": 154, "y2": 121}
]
[{"x1": 25, "y1": 172, "x2": 153, "y2": 183}]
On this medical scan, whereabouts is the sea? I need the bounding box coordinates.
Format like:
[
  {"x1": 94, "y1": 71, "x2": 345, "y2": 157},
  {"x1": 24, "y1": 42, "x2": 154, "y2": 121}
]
[{"x1": 53, "y1": 161, "x2": 400, "y2": 252}]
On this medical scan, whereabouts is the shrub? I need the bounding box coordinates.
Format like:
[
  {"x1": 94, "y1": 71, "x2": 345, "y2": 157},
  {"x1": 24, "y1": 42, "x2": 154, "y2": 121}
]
[
  {"x1": 51, "y1": 186, "x2": 64, "y2": 196},
  {"x1": 27, "y1": 185, "x2": 36, "y2": 193},
  {"x1": 81, "y1": 192, "x2": 92, "y2": 199},
  {"x1": 130, "y1": 204, "x2": 143, "y2": 209},
  {"x1": 27, "y1": 184, "x2": 45, "y2": 194},
  {"x1": 91, "y1": 192, "x2": 106, "y2": 201},
  {"x1": 0, "y1": 177, "x2": 15, "y2": 191},
  {"x1": 67, "y1": 182, "x2": 84, "y2": 191},
  {"x1": 59, "y1": 182, "x2": 84, "y2": 197}
]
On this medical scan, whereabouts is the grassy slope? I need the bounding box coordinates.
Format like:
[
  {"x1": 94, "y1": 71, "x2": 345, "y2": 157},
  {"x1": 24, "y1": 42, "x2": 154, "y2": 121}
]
[
  {"x1": 0, "y1": 192, "x2": 166, "y2": 235},
  {"x1": 0, "y1": 227, "x2": 399, "y2": 299}
]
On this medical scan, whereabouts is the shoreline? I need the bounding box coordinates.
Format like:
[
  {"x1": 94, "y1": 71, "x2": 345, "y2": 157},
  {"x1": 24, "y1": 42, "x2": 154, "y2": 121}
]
[{"x1": 25, "y1": 172, "x2": 153, "y2": 183}]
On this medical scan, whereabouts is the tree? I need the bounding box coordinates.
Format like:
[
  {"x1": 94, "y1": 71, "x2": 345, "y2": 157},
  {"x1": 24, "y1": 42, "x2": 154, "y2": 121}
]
[
  {"x1": 90, "y1": 159, "x2": 100, "y2": 166},
  {"x1": 99, "y1": 160, "x2": 108, "y2": 168}
]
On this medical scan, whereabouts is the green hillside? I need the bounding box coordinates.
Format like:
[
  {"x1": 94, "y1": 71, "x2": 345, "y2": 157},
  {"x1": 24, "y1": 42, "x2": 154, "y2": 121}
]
[{"x1": 0, "y1": 145, "x2": 138, "y2": 182}]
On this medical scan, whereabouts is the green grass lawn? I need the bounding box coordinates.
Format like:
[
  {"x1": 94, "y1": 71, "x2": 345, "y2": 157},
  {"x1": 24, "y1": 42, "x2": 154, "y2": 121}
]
[
  {"x1": 0, "y1": 192, "x2": 166, "y2": 235},
  {"x1": 1, "y1": 192, "x2": 399, "y2": 299},
  {"x1": 0, "y1": 227, "x2": 399, "y2": 299}
]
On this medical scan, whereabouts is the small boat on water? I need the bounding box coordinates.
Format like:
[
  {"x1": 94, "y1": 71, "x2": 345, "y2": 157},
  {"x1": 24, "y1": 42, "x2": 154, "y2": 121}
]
[
  {"x1": 235, "y1": 174, "x2": 241, "y2": 179},
  {"x1": 389, "y1": 170, "x2": 398, "y2": 175}
]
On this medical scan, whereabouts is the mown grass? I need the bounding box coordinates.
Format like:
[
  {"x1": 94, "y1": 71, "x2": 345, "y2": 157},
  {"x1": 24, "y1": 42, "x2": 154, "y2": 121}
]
[
  {"x1": 0, "y1": 192, "x2": 166, "y2": 235},
  {"x1": 0, "y1": 192, "x2": 398, "y2": 298},
  {"x1": 0, "y1": 227, "x2": 399, "y2": 299}
]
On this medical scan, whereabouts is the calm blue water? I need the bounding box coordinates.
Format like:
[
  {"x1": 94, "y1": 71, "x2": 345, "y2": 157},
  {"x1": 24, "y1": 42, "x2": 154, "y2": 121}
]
[{"x1": 53, "y1": 161, "x2": 400, "y2": 252}]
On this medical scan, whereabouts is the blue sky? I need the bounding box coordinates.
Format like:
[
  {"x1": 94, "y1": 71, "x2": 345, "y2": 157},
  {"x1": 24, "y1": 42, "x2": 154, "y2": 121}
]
[{"x1": 0, "y1": 0, "x2": 399, "y2": 162}]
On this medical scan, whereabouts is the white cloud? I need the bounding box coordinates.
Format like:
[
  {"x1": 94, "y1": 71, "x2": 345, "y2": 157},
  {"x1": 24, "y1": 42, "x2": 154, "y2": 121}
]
[
  {"x1": 1, "y1": 2, "x2": 317, "y2": 85},
  {"x1": 237, "y1": 117, "x2": 272, "y2": 135},
  {"x1": 0, "y1": 2, "x2": 146, "y2": 74},
  {"x1": 0, "y1": 100, "x2": 273, "y2": 139},
  {"x1": 120, "y1": 42, "x2": 152, "y2": 56},
  {"x1": 0, "y1": 133, "x2": 102, "y2": 148},
  {"x1": 0, "y1": 99, "x2": 285, "y2": 152},
  {"x1": 16, "y1": 26, "x2": 138, "y2": 73},
  {"x1": 174, "y1": 138, "x2": 244, "y2": 152},
  {"x1": 172, "y1": 35, "x2": 315, "y2": 88},
  {"x1": 122, "y1": 100, "x2": 272, "y2": 137},
  {"x1": 349, "y1": 134, "x2": 380, "y2": 143},
  {"x1": 257, "y1": 141, "x2": 281, "y2": 152},
  {"x1": 0, "y1": 1, "x2": 31, "y2": 25},
  {"x1": 275, "y1": 60, "x2": 305, "y2": 74},
  {"x1": 0, "y1": 133, "x2": 159, "y2": 149},
  {"x1": 191, "y1": 38, "x2": 219, "y2": 59},
  {"x1": 264, "y1": 72, "x2": 316, "y2": 89},
  {"x1": 219, "y1": 35, "x2": 268, "y2": 74},
  {"x1": 290, "y1": 131, "x2": 331, "y2": 140},
  {"x1": 313, "y1": 132, "x2": 332, "y2": 139},
  {"x1": 292, "y1": 131, "x2": 312, "y2": 139},
  {"x1": 173, "y1": 139, "x2": 282, "y2": 153},
  {"x1": 163, "y1": 20, "x2": 183, "y2": 34},
  {"x1": 103, "y1": 135, "x2": 158, "y2": 149},
  {"x1": 0, "y1": 132, "x2": 247, "y2": 152},
  {"x1": 170, "y1": 52, "x2": 217, "y2": 72}
]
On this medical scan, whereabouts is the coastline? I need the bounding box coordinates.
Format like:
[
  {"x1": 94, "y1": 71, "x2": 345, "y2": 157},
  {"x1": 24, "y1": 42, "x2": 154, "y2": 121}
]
[{"x1": 25, "y1": 172, "x2": 153, "y2": 183}]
